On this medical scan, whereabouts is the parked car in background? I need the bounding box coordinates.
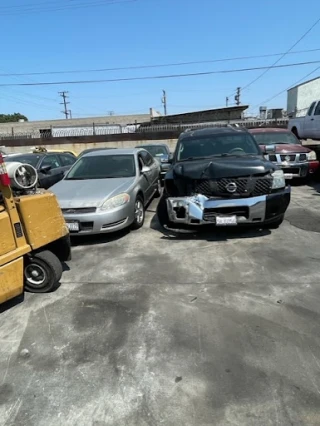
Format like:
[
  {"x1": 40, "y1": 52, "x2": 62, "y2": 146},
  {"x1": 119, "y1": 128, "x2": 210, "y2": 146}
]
[
  {"x1": 157, "y1": 127, "x2": 291, "y2": 231},
  {"x1": 78, "y1": 147, "x2": 117, "y2": 159},
  {"x1": 4, "y1": 152, "x2": 77, "y2": 189},
  {"x1": 249, "y1": 128, "x2": 319, "y2": 180},
  {"x1": 32, "y1": 146, "x2": 78, "y2": 157},
  {"x1": 136, "y1": 143, "x2": 172, "y2": 182},
  {"x1": 288, "y1": 100, "x2": 320, "y2": 140},
  {"x1": 50, "y1": 148, "x2": 161, "y2": 235}
]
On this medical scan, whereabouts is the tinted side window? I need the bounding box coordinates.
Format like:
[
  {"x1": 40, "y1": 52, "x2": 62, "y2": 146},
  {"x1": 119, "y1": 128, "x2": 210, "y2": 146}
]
[
  {"x1": 41, "y1": 155, "x2": 61, "y2": 169},
  {"x1": 141, "y1": 151, "x2": 154, "y2": 166},
  {"x1": 314, "y1": 102, "x2": 320, "y2": 116},
  {"x1": 59, "y1": 153, "x2": 77, "y2": 166},
  {"x1": 307, "y1": 102, "x2": 316, "y2": 116},
  {"x1": 137, "y1": 154, "x2": 144, "y2": 171}
]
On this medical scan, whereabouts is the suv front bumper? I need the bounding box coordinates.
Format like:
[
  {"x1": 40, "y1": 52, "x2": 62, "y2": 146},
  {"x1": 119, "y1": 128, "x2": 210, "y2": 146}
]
[{"x1": 166, "y1": 188, "x2": 291, "y2": 226}]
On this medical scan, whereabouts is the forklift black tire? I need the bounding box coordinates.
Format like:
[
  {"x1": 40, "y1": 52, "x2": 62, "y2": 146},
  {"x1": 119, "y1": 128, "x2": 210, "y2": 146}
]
[{"x1": 24, "y1": 250, "x2": 63, "y2": 293}]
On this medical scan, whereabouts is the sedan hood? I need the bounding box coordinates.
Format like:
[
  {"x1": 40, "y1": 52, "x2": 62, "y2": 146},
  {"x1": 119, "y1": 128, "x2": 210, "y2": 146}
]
[
  {"x1": 259, "y1": 144, "x2": 311, "y2": 153},
  {"x1": 173, "y1": 156, "x2": 275, "y2": 179},
  {"x1": 51, "y1": 177, "x2": 135, "y2": 208}
]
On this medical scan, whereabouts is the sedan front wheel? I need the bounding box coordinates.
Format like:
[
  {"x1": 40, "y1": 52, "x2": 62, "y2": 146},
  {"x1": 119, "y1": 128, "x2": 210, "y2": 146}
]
[{"x1": 131, "y1": 196, "x2": 145, "y2": 230}]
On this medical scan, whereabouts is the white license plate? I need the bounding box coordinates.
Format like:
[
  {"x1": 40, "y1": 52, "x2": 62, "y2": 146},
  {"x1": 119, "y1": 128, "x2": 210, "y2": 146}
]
[
  {"x1": 66, "y1": 222, "x2": 79, "y2": 232},
  {"x1": 216, "y1": 215, "x2": 237, "y2": 226},
  {"x1": 284, "y1": 173, "x2": 293, "y2": 179}
]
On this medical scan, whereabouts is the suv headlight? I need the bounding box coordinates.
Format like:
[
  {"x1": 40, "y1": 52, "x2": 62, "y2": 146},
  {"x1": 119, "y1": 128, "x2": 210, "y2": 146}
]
[
  {"x1": 307, "y1": 150, "x2": 317, "y2": 160},
  {"x1": 99, "y1": 193, "x2": 130, "y2": 211},
  {"x1": 271, "y1": 170, "x2": 285, "y2": 189}
]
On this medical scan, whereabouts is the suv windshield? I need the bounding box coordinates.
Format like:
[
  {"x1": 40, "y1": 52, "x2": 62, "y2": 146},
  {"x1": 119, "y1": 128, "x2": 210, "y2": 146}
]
[
  {"x1": 4, "y1": 154, "x2": 40, "y2": 168},
  {"x1": 251, "y1": 132, "x2": 301, "y2": 145},
  {"x1": 65, "y1": 154, "x2": 136, "y2": 180},
  {"x1": 177, "y1": 133, "x2": 260, "y2": 161},
  {"x1": 142, "y1": 145, "x2": 167, "y2": 157}
]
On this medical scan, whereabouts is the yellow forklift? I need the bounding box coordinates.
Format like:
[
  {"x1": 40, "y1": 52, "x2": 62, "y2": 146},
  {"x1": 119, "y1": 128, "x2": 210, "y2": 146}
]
[{"x1": 0, "y1": 153, "x2": 71, "y2": 304}]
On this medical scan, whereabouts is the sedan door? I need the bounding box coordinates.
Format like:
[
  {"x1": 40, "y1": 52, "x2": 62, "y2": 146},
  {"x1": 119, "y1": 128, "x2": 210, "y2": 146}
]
[
  {"x1": 137, "y1": 152, "x2": 154, "y2": 202},
  {"x1": 38, "y1": 154, "x2": 64, "y2": 189},
  {"x1": 141, "y1": 151, "x2": 159, "y2": 193}
]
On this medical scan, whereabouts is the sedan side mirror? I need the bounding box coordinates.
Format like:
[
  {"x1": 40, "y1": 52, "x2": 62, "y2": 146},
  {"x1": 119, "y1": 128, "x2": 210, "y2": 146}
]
[
  {"x1": 265, "y1": 144, "x2": 276, "y2": 154},
  {"x1": 40, "y1": 165, "x2": 52, "y2": 174},
  {"x1": 141, "y1": 165, "x2": 151, "y2": 173}
]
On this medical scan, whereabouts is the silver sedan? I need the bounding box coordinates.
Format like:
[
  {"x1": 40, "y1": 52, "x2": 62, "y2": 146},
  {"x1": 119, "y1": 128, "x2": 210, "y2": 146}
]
[{"x1": 50, "y1": 148, "x2": 161, "y2": 235}]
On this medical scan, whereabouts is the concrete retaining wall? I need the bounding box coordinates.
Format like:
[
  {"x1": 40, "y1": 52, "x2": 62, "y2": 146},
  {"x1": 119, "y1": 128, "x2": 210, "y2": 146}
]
[{"x1": 5, "y1": 138, "x2": 178, "y2": 155}]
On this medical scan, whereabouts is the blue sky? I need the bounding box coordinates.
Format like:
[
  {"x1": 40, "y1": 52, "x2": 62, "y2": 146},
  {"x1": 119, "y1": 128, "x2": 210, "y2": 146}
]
[{"x1": 1, "y1": 0, "x2": 320, "y2": 120}]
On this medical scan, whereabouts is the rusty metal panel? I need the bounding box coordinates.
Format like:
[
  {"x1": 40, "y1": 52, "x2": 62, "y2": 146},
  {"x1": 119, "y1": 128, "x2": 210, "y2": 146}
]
[
  {"x1": 15, "y1": 191, "x2": 69, "y2": 250},
  {"x1": 0, "y1": 257, "x2": 24, "y2": 304}
]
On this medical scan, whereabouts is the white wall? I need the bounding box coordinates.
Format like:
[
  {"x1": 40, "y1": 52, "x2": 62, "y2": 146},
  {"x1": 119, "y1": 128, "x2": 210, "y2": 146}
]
[{"x1": 297, "y1": 78, "x2": 320, "y2": 116}]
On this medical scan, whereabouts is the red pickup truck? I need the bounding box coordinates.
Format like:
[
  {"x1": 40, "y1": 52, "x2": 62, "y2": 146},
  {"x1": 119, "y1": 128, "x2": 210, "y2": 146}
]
[{"x1": 249, "y1": 128, "x2": 319, "y2": 180}]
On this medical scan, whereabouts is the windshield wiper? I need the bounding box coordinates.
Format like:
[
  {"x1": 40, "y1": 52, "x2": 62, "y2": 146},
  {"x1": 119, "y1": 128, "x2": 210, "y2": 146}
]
[{"x1": 65, "y1": 177, "x2": 87, "y2": 180}]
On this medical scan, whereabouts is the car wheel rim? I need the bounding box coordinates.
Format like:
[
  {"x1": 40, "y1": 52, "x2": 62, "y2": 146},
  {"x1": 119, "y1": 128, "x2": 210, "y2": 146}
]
[
  {"x1": 25, "y1": 264, "x2": 46, "y2": 286},
  {"x1": 135, "y1": 200, "x2": 144, "y2": 224}
]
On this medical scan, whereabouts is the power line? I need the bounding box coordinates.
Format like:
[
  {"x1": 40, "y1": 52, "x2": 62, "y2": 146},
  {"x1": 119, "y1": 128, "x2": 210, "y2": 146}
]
[
  {"x1": 1, "y1": 48, "x2": 320, "y2": 77},
  {"x1": 252, "y1": 65, "x2": 320, "y2": 109},
  {"x1": 0, "y1": 0, "x2": 135, "y2": 15},
  {"x1": 234, "y1": 16, "x2": 320, "y2": 96},
  {"x1": 0, "y1": 60, "x2": 320, "y2": 87}
]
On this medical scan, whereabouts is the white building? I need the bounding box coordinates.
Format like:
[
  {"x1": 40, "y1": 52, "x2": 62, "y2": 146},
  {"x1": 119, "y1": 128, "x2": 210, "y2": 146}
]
[{"x1": 287, "y1": 76, "x2": 320, "y2": 117}]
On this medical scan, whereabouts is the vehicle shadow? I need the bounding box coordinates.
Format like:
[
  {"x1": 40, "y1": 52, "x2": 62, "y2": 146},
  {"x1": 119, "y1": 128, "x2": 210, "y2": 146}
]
[
  {"x1": 306, "y1": 180, "x2": 320, "y2": 196},
  {"x1": 150, "y1": 213, "x2": 271, "y2": 241},
  {"x1": 70, "y1": 228, "x2": 130, "y2": 246},
  {"x1": 0, "y1": 293, "x2": 25, "y2": 314}
]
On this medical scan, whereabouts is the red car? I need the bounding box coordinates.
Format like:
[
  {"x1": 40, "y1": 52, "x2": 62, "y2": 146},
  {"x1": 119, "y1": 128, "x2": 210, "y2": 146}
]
[{"x1": 249, "y1": 128, "x2": 319, "y2": 180}]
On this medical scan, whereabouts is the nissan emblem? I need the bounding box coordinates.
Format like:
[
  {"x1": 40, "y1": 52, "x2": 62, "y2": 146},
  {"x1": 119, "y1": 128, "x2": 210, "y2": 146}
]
[{"x1": 226, "y1": 182, "x2": 237, "y2": 193}]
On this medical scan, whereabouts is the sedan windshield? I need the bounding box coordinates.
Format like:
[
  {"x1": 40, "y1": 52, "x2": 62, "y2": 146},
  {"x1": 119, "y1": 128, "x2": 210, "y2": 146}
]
[
  {"x1": 4, "y1": 154, "x2": 40, "y2": 168},
  {"x1": 177, "y1": 133, "x2": 260, "y2": 161},
  {"x1": 142, "y1": 145, "x2": 167, "y2": 157},
  {"x1": 65, "y1": 154, "x2": 136, "y2": 180},
  {"x1": 252, "y1": 132, "x2": 300, "y2": 145}
]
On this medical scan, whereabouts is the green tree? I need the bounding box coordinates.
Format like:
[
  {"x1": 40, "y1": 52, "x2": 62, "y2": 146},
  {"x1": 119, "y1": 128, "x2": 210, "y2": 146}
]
[{"x1": 0, "y1": 113, "x2": 28, "y2": 123}]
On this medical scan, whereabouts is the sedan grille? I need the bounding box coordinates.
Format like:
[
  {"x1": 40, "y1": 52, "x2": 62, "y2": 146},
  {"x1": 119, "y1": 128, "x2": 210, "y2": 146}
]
[
  {"x1": 194, "y1": 176, "x2": 272, "y2": 198},
  {"x1": 62, "y1": 207, "x2": 96, "y2": 214}
]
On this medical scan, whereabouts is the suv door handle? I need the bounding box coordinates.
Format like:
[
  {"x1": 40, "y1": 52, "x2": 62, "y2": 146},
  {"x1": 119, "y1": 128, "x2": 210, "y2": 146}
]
[{"x1": 311, "y1": 118, "x2": 314, "y2": 121}]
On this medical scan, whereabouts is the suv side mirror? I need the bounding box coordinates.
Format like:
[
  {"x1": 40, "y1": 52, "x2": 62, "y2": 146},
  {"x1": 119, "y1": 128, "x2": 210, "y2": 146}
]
[
  {"x1": 40, "y1": 165, "x2": 52, "y2": 174},
  {"x1": 264, "y1": 144, "x2": 276, "y2": 154},
  {"x1": 141, "y1": 165, "x2": 151, "y2": 174}
]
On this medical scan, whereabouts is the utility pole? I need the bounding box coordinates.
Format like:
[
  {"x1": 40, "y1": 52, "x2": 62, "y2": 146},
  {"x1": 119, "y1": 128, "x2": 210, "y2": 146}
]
[
  {"x1": 234, "y1": 87, "x2": 241, "y2": 106},
  {"x1": 68, "y1": 110, "x2": 72, "y2": 119},
  {"x1": 226, "y1": 96, "x2": 229, "y2": 107},
  {"x1": 59, "y1": 91, "x2": 70, "y2": 119},
  {"x1": 161, "y1": 90, "x2": 167, "y2": 116}
]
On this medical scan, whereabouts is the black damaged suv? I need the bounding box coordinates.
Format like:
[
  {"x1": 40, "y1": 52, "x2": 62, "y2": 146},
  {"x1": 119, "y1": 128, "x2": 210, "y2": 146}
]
[{"x1": 157, "y1": 127, "x2": 291, "y2": 230}]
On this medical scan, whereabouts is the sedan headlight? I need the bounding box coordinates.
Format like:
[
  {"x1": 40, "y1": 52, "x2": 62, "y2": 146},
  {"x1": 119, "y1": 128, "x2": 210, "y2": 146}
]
[
  {"x1": 307, "y1": 150, "x2": 317, "y2": 160},
  {"x1": 271, "y1": 170, "x2": 285, "y2": 189},
  {"x1": 99, "y1": 193, "x2": 130, "y2": 211}
]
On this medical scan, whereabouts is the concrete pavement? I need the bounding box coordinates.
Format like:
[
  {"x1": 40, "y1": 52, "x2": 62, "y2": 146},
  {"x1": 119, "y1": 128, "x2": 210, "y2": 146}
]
[{"x1": 1, "y1": 182, "x2": 320, "y2": 426}]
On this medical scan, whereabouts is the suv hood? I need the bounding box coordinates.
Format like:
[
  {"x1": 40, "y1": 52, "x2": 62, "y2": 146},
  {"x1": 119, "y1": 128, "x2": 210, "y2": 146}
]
[
  {"x1": 173, "y1": 156, "x2": 275, "y2": 179},
  {"x1": 259, "y1": 144, "x2": 311, "y2": 153}
]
